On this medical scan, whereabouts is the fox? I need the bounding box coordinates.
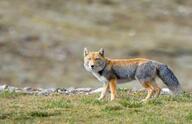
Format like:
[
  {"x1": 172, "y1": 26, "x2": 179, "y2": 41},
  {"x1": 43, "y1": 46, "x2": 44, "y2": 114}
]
[{"x1": 84, "y1": 48, "x2": 181, "y2": 101}]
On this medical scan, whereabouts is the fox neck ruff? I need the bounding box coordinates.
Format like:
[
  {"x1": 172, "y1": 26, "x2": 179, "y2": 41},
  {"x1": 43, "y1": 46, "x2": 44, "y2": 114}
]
[{"x1": 98, "y1": 59, "x2": 108, "y2": 76}]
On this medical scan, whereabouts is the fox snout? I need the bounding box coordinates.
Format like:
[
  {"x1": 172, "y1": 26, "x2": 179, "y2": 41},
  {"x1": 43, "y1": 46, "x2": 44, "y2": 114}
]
[
  {"x1": 88, "y1": 61, "x2": 95, "y2": 69},
  {"x1": 90, "y1": 64, "x2": 95, "y2": 69}
]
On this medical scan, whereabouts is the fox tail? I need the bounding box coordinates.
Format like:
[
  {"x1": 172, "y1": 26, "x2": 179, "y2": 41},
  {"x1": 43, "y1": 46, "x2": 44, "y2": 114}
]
[{"x1": 157, "y1": 63, "x2": 182, "y2": 95}]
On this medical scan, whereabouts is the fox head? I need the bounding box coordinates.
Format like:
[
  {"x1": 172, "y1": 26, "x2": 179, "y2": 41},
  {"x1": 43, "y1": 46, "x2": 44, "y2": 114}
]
[{"x1": 84, "y1": 48, "x2": 106, "y2": 72}]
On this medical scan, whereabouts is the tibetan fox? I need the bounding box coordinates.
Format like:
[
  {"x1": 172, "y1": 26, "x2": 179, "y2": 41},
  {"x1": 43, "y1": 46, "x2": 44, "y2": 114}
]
[{"x1": 84, "y1": 48, "x2": 181, "y2": 101}]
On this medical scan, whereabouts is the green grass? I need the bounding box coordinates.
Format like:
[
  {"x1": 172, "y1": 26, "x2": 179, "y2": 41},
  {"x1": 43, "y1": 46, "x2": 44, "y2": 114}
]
[{"x1": 0, "y1": 91, "x2": 192, "y2": 124}]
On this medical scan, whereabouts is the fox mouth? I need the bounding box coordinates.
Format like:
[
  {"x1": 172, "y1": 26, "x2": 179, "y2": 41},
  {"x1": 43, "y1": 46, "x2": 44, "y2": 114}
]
[{"x1": 89, "y1": 66, "x2": 97, "y2": 71}]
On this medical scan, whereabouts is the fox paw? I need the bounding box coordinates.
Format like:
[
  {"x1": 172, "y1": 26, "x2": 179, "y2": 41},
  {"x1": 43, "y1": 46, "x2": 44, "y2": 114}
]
[
  {"x1": 110, "y1": 97, "x2": 115, "y2": 101},
  {"x1": 97, "y1": 97, "x2": 103, "y2": 101},
  {"x1": 141, "y1": 99, "x2": 148, "y2": 102}
]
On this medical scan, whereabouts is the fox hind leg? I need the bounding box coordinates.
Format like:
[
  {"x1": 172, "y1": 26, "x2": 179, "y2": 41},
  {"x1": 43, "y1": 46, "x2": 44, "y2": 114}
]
[
  {"x1": 152, "y1": 82, "x2": 161, "y2": 98},
  {"x1": 141, "y1": 81, "x2": 161, "y2": 101},
  {"x1": 154, "y1": 87, "x2": 161, "y2": 98},
  {"x1": 141, "y1": 82, "x2": 155, "y2": 102}
]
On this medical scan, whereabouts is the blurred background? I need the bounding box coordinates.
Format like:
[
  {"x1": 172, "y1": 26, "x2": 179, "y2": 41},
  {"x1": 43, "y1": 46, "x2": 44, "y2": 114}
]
[{"x1": 0, "y1": 0, "x2": 191, "y2": 90}]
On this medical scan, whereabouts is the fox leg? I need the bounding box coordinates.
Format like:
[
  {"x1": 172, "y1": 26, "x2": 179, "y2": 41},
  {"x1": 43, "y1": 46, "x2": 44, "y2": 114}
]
[
  {"x1": 109, "y1": 79, "x2": 117, "y2": 101},
  {"x1": 152, "y1": 82, "x2": 161, "y2": 98},
  {"x1": 142, "y1": 82, "x2": 155, "y2": 102},
  {"x1": 154, "y1": 87, "x2": 161, "y2": 98},
  {"x1": 98, "y1": 83, "x2": 109, "y2": 100}
]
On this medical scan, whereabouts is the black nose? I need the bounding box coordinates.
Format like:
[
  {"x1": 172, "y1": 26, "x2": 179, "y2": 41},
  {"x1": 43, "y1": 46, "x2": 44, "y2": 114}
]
[{"x1": 91, "y1": 65, "x2": 94, "y2": 68}]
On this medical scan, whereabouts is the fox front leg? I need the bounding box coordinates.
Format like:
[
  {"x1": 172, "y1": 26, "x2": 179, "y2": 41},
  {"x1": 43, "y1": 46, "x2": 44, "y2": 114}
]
[
  {"x1": 98, "y1": 83, "x2": 109, "y2": 100},
  {"x1": 109, "y1": 79, "x2": 117, "y2": 101}
]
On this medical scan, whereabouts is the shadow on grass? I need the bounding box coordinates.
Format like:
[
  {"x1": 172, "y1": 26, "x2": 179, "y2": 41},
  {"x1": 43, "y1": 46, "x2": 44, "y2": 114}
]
[
  {"x1": 102, "y1": 105, "x2": 122, "y2": 112},
  {"x1": 45, "y1": 99, "x2": 73, "y2": 109},
  {"x1": 119, "y1": 99, "x2": 143, "y2": 108},
  {"x1": 28, "y1": 111, "x2": 60, "y2": 118},
  {"x1": 0, "y1": 111, "x2": 61, "y2": 120},
  {"x1": 80, "y1": 97, "x2": 107, "y2": 105}
]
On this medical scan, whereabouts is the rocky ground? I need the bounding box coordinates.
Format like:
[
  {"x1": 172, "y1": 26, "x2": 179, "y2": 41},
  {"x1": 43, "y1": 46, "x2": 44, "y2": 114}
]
[{"x1": 0, "y1": 84, "x2": 172, "y2": 96}]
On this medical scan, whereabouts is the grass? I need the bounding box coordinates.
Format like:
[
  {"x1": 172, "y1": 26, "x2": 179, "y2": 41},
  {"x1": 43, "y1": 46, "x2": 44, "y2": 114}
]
[{"x1": 0, "y1": 90, "x2": 192, "y2": 124}]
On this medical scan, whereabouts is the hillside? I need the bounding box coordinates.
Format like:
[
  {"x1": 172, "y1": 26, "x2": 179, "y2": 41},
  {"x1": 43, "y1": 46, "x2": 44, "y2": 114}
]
[{"x1": 0, "y1": 0, "x2": 192, "y2": 89}]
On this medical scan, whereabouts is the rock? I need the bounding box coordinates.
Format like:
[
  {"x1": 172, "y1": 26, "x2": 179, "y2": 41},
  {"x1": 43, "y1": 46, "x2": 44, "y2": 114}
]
[
  {"x1": 161, "y1": 88, "x2": 172, "y2": 95},
  {"x1": 0, "y1": 85, "x2": 174, "y2": 96},
  {"x1": 22, "y1": 87, "x2": 36, "y2": 94},
  {"x1": 65, "y1": 87, "x2": 76, "y2": 94},
  {"x1": 37, "y1": 88, "x2": 56, "y2": 96},
  {"x1": 23, "y1": 87, "x2": 33, "y2": 92},
  {"x1": 89, "y1": 87, "x2": 103, "y2": 94},
  {"x1": 0, "y1": 84, "x2": 8, "y2": 92},
  {"x1": 57, "y1": 88, "x2": 67, "y2": 94},
  {"x1": 37, "y1": 89, "x2": 49, "y2": 96},
  {"x1": 7, "y1": 86, "x2": 16, "y2": 92},
  {"x1": 36, "y1": 88, "x2": 44, "y2": 92},
  {"x1": 74, "y1": 88, "x2": 92, "y2": 95},
  {"x1": 48, "y1": 88, "x2": 57, "y2": 92},
  {"x1": 75, "y1": 88, "x2": 92, "y2": 92},
  {"x1": 15, "y1": 88, "x2": 25, "y2": 93}
]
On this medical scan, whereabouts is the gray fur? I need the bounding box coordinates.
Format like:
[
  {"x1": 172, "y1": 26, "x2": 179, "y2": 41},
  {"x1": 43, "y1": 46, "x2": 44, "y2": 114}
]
[
  {"x1": 135, "y1": 61, "x2": 157, "y2": 83},
  {"x1": 100, "y1": 61, "x2": 158, "y2": 82},
  {"x1": 113, "y1": 64, "x2": 137, "y2": 81},
  {"x1": 92, "y1": 60, "x2": 181, "y2": 94},
  {"x1": 157, "y1": 64, "x2": 181, "y2": 94}
]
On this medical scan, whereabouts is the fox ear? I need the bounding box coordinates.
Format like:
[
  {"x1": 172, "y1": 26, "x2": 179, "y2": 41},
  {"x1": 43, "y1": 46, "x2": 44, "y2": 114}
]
[
  {"x1": 99, "y1": 48, "x2": 104, "y2": 56},
  {"x1": 84, "y1": 48, "x2": 89, "y2": 56}
]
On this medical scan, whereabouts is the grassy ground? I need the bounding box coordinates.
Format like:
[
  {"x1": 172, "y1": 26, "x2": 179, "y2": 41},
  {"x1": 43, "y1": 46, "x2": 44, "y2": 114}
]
[{"x1": 0, "y1": 90, "x2": 192, "y2": 124}]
